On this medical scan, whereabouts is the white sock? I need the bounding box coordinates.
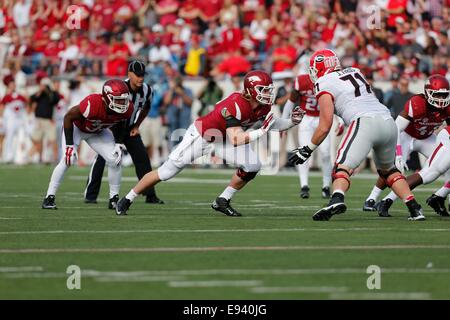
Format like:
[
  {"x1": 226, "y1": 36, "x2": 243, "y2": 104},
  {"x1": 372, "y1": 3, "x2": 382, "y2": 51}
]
[
  {"x1": 435, "y1": 181, "x2": 450, "y2": 198},
  {"x1": 333, "y1": 189, "x2": 345, "y2": 195},
  {"x1": 298, "y1": 162, "x2": 309, "y2": 187},
  {"x1": 108, "y1": 165, "x2": 122, "y2": 198},
  {"x1": 219, "y1": 186, "x2": 238, "y2": 200},
  {"x1": 367, "y1": 186, "x2": 382, "y2": 201},
  {"x1": 383, "y1": 191, "x2": 398, "y2": 202},
  {"x1": 46, "y1": 160, "x2": 68, "y2": 197},
  {"x1": 126, "y1": 189, "x2": 139, "y2": 202}
]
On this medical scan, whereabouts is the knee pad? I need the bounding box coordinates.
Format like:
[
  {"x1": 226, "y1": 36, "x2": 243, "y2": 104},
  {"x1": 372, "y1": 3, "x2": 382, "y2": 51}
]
[
  {"x1": 157, "y1": 159, "x2": 183, "y2": 181},
  {"x1": 332, "y1": 166, "x2": 351, "y2": 186},
  {"x1": 378, "y1": 167, "x2": 404, "y2": 187},
  {"x1": 237, "y1": 168, "x2": 258, "y2": 182}
]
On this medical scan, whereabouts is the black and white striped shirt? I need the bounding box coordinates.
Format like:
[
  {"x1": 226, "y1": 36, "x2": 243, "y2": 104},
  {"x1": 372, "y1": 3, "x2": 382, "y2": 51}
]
[{"x1": 125, "y1": 79, "x2": 153, "y2": 127}]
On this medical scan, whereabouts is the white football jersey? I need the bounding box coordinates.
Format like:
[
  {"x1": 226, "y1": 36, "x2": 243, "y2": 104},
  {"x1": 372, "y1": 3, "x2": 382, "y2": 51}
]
[{"x1": 314, "y1": 67, "x2": 390, "y2": 125}]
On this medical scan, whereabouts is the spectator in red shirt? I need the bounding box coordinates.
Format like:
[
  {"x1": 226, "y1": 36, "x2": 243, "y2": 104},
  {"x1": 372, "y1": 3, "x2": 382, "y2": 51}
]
[
  {"x1": 92, "y1": 0, "x2": 115, "y2": 33},
  {"x1": 271, "y1": 36, "x2": 297, "y2": 73},
  {"x1": 106, "y1": 34, "x2": 130, "y2": 76},
  {"x1": 210, "y1": 51, "x2": 252, "y2": 77},
  {"x1": 178, "y1": 0, "x2": 199, "y2": 25},
  {"x1": 198, "y1": 0, "x2": 223, "y2": 23},
  {"x1": 155, "y1": 0, "x2": 179, "y2": 27},
  {"x1": 386, "y1": 0, "x2": 408, "y2": 29},
  {"x1": 221, "y1": 15, "x2": 242, "y2": 53}
]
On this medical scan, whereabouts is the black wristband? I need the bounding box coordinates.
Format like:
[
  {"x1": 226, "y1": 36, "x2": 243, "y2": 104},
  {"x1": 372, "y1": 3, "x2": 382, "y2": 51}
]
[{"x1": 64, "y1": 127, "x2": 74, "y2": 145}]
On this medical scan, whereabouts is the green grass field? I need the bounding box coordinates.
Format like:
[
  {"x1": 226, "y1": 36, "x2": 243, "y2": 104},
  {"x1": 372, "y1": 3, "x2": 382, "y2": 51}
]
[{"x1": 0, "y1": 165, "x2": 449, "y2": 299}]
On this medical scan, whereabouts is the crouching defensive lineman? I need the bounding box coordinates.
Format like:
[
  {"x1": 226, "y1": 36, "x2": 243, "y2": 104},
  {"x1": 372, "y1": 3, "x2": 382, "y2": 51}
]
[
  {"x1": 376, "y1": 126, "x2": 450, "y2": 217},
  {"x1": 42, "y1": 79, "x2": 133, "y2": 209},
  {"x1": 116, "y1": 70, "x2": 304, "y2": 216},
  {"x1": 289, "y1": 49, "x2": 424, "y2": 221}
]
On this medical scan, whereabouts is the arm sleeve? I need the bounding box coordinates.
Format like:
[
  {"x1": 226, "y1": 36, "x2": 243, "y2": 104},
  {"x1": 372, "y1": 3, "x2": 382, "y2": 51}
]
[
  {"x1": 282, "y1": 99, "x2": 295, "y2": 119},
  {"x1": 270, "y1": 118, "x2": 294, "y2": 131}
]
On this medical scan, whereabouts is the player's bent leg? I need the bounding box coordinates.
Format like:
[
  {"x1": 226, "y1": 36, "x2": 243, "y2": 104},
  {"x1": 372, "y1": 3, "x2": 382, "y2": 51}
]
[
  {"x1": 312, "y1": 164, "x2": 351, "y2": 221},
  {"x1": 378, "y1": 167, "x2": 425, "y2": 220}
]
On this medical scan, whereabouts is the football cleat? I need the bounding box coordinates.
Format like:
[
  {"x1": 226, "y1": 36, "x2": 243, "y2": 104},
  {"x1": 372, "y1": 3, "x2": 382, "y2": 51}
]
[
  {"x1": 108, "y1": 194, "x2": 119, "y2": 210},
  {"x1": 211, "y1": 197, "x2": 242, "y2": 217},
  {"x1": 42, "y1": 195, "x2": 57, "y2": 210},
  {"x1": 406, "y1": 199, "x2": 426, "y2": 221},
  {"x1": 363, "y1": 199, "x2": 377, "y2": 212},
  {"x1": 300, "y1": 186, "x2": 310, "y2": 199},
  {"x1": 312, "y1": 193, "x2": 346, "y2": 221},
  {"x1": 321, "y1": 187, "x2": 331, "y2": 199},
  {"x1": 84, "y1": 198, "x2": 98, "y2": 204},
  {"x1": 377, "y1": 199, "x2": 393, "y2": 217},
  {"x1": 115, "y1": 197, "x2": 132, "y2": 216},
  {"x1": 426, "y1": 194, "x2": 449, "y2": 217},
  {"x1": 145, "y1": 195, "x2": 165, "y2": 204}
]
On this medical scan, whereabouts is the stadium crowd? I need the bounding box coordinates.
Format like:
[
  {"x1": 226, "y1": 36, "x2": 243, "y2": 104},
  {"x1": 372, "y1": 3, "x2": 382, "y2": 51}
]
[{"x1": 0, "y1": 0, "x2": 449, "y2": 165}]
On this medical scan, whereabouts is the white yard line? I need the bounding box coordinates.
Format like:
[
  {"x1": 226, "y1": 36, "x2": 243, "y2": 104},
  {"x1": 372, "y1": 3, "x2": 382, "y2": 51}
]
[
  {"x1": 1, "y1": 244, "x2": 450, "y2": 254},
  {"x1": 0, "y1": 266, "x2": 43, "y2": 273},
  {"x1": 168, "y1": 280, "x2": 263, "y2": 288},
  {"x1": 329, "y1": 292, "x2": 431, "y2": 300},
  {"x1": 250, "y1": 286, "x2": 349, "y2": 293}
]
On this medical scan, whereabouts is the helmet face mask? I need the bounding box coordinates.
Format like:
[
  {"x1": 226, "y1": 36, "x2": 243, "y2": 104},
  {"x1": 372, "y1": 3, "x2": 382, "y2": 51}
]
[
  {"x1": 107, "y1": 93, "x2": 130, "y2": 113},
  {"x1": 424, "y1": 75, "x2": 450, "y2": 109},
  {"x1": 254, "y1": 84, "x2": 275, "y2": 105}
]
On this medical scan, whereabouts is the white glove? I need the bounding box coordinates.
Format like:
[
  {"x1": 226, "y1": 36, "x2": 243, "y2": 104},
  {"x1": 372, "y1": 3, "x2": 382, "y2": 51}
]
[
  {"x1": 290, "y1": 106, "x2": 305, "y2": 125},
  {"x1": 112, "y1": 143, "x2": 126, "y2": 166},
  {"x1": 65, "y1": 145, "x2": 77, "y2": 167},
  {"x1": 395, "y1": 155, "x2": 408, "y2": 174}
]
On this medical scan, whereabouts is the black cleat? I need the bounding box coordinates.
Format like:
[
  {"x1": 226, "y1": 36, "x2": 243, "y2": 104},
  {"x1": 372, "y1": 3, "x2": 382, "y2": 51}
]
[
  {"x1": 108, "y1": 194, "x2": 119, "y2": 210},
  {"x1": 211, "y1": 197, "x2": 242, "y2": 217},
  {"x1": 321, "y1": 187, "x2": 331, "y2": 199},
  {"x1": 42, "y1": 195, "x2": 57, "y2": 210},
  {"x1": 406, "y1": 199, "x2": 426, "y2": 221},
  {"x1": 312, "y1": 193, "x2": 346, "y2": 221},
  {"x1": 377, "y1": 199, "x2": 393, "y2": 217},
  {"x1": 363, "y1": 199, "x2": 377, "y2": 212},
  {"x1": 426, "y1": 194, "x2": 449, "y2": 217},
  {"x1": 300, "y1": 186, "x2": 310, "y2": 199},
  {"x1": 84, "y1": 198, "x2": 97, "y2": 204},
  {"x1": 115, "y1": 197, "x2": 132, "y2": 216},
  {"x1": 145, "y1": 195, "x2": 165, "y2": 204}
]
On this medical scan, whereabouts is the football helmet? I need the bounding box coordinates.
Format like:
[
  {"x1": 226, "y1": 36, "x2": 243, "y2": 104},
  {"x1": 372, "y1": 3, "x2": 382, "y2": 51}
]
[
  {"x1": 424, "y1": 74, "x2": 450, "y2": 109},
  {"x1": 309, "y1": 49, "x2": 341, "y2": 83},
  {"x1": 243, "y1": 70, "x2": 275, "y2": 105},
  {"x1": 102, "y1": 79, "x2": 130, "y2": 113}
]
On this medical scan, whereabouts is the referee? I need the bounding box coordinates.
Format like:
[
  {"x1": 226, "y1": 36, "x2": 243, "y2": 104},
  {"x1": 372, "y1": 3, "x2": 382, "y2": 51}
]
[{"x1": 84, "y1": 60, "x2": 164, "y2": 206}]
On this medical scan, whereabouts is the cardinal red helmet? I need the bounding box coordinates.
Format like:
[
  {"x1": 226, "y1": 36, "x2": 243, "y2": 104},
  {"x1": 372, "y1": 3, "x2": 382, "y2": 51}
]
[
  {"x1": 243, "y1": 70, "x2": 275, "y2": 105},
  {"x1": 309, "y1": 49, "x2": 341, "y2": 83},
  {"x1": 424, "y1": 74, "x2": 450, "y2": 109},
  {"x1": 102, "y1": 79, "x2": 130, "y2": 114}
]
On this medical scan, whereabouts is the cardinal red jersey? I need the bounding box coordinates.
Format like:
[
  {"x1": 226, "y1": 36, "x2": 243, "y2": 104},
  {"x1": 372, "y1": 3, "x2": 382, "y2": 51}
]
[
  {"x1": 195, "y1": 92, "x2": 271, "y2": 141},
  {"x1": 74, "y1": 94, "x2": 134, "y2": 133},
  {"x1": 1, "y1": 93, "x2": 27, "y2": 115},
  {"x1": 294, "y1": 74, "x2": 318, "y2": 116},
  {"x1": 404, "y1": 94, "x2": 450, "y2": 139}
]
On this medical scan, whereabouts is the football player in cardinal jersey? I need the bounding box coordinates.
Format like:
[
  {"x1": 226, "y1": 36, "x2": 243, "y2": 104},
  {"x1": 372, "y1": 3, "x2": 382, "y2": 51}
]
[
  {"x1": 42, "y1": 79, "x2": 134, "y2": 210},
  {"x1": 374, "y1": 126, "x2": 450, "y2": 217},
  {"x1": 115, "y1": 70, "x2": 304, "y2": 216},
  {"x1": 289, "y1": 49, "x2": 424, "y2": 221},
  {"x1": 282, "y1": 74, "x2": 344, "y2": 199},
  {"x1": 364, "y1": 74, "x2": 450, "y2": 216}
]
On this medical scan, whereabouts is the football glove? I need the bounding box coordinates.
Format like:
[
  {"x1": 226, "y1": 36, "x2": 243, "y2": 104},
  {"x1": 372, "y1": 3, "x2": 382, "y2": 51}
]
[
  {"x1": 291, "y1": 106, "x2": 305, "y2": 124},
  {"x1": 65, "y1": 145, "x2": 77, "y2": 166},
  {"x1": 289, "y1": 145, "x2": 314, "y2": 165},
  {"x1": 395, "y1": 155, "x2": 408, "y2": 174},
  {"x1": 261, "y1": 112, "x2": 276, "y2": 133},
  {"x1": 112, "y1": 143, "x2": 126, "y2": 166}
]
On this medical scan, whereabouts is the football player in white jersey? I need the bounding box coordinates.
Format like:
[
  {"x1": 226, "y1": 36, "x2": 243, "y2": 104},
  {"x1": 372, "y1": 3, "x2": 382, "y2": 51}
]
[{"x1": 289, "y1": 49, "x2": 425, "y2": 221}]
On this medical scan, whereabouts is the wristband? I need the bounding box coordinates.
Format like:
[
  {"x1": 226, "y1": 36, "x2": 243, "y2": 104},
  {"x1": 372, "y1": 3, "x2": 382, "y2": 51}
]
[
  {"x1": 308, "y1": 142, "x2": 318, "y2": 151},
  {"x1": 248, "y1": 129, "x2": 264, "y2": 142},
  {"x1": 396, "y1": 145, "x2": 402, "y2": 156}
]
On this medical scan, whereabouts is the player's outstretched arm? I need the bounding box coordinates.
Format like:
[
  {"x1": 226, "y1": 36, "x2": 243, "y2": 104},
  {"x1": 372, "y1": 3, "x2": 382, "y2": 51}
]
[{"x1": 226, "y1": 112, "x2": 276, "y2": 146}]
